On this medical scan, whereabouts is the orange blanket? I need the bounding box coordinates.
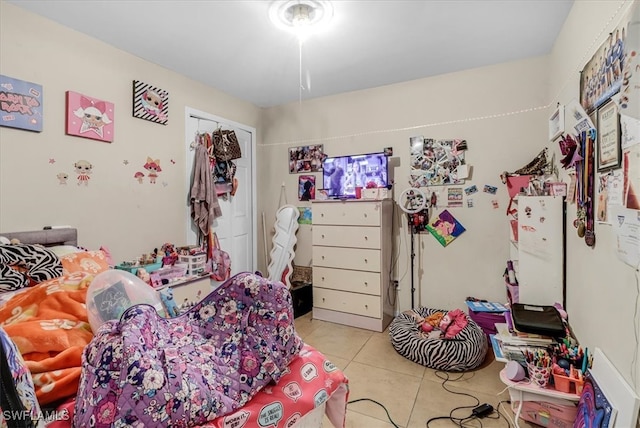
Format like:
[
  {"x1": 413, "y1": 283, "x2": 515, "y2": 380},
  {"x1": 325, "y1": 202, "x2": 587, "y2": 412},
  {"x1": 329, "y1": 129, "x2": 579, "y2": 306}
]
[{"x1": 0, "y1": 272, "x2": 94, "y2": 405}]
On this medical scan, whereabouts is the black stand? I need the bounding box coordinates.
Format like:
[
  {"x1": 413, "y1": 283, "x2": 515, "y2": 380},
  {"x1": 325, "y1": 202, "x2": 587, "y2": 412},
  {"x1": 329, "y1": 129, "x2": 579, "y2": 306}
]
[{"x1": 409, "y1": 222, "x2": 416, "y2": 309}]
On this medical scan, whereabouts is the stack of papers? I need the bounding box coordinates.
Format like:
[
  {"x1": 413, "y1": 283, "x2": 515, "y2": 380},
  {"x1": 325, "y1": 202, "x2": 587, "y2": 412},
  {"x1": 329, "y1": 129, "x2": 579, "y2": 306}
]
[{"x1": 491, "y1": 323, "x2": 553, "y2": 364}]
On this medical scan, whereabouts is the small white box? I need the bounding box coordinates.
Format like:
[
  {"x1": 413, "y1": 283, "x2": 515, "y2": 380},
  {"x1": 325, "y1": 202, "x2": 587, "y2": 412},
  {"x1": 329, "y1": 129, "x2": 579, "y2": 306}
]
[{"x1": 362, "y1": 187, "x2": 391, "y2": 200}]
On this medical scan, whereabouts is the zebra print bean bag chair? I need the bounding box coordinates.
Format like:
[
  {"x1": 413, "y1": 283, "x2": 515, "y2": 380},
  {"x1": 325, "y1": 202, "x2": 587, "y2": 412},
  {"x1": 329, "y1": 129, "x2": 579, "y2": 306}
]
[{"x1": 389, "y1": 307, "x2": 488, "y2": 371}]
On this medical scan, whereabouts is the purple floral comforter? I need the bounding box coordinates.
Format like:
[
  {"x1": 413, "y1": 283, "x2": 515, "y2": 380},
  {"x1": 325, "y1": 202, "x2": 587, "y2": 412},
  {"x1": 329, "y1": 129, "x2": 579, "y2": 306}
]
[{"x1": 74, "y1": 272, "x2": 302, "y2": 427}]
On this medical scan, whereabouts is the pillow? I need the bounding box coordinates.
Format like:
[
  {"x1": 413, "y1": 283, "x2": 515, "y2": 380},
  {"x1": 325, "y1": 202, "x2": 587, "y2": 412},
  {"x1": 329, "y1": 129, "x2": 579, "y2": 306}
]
[
  {"x1": 60, "y1": 250, "x2": 110, "y2": 275},
  {"x1": 48, "y1": 245, "x2": 83, "y2": 258},
  {"x1": 0, "y1": 244, "x2": 62, "y2": 292}
]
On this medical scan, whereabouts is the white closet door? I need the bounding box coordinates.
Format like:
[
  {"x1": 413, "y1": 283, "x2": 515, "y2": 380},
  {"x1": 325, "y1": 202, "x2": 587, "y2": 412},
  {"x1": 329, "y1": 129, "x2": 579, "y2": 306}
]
[{"x1": 185, "y1": 108, "x2": 256, "y2": 279}]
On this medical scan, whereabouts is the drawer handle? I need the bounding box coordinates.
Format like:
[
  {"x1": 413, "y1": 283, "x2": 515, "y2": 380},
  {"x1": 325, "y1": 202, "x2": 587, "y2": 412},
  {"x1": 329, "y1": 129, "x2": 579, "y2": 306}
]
[
  {"x1": 321, "y1": 213, "x2": 324, "y2": 217},
  {"x1": 322, "y1": 277, "x2": 325, "y2": 281},
  {"x1": 364, "y1": 236, "x2": 368, "y2": 241},
  {"x1": 364, "y1": 282, "x2": 368, "y2": 286},
  {"x1": 321, "y1": 234, "x2": 325, "y2": 239},
  {"x1": 364, "y1": 213, "x2": 368, "y2": 218},
  {"x1": 364, "y1": 258, "x2": 368, "y2": 263},
  {"x1": 322, "y1": 255, "x2": 325, "y2": 260},
  {"x1": 365, "y1": 304, "x2": 368, "y2": 309},
  {"x1": 322, "y1": 298, "x2": 325, "y2": 302}
]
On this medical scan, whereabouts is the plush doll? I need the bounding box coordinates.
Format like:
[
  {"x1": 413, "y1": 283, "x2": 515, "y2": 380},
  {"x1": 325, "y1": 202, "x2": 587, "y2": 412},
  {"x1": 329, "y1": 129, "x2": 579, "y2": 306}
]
[{"x1": 438, "y1": 309, "x2": 468, "y2": 339}]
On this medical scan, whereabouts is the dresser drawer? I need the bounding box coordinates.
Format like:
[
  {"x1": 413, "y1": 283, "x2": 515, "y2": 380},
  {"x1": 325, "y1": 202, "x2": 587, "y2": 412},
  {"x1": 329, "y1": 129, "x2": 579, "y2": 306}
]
[
  {"x1": 313, "y1": 225, "x2": 380, "y2": 249},
  {"x1": 313, "y1": 246, "x2": 381, "y2": 272},
  {"x1": 170, "y1": 277, "x2": 212, "y2": 308},
  {"x1": 313, "y1": 267, "x2": 381, "y2": 296},
  {"x1": 313, "y1": 288, "x2": 381, "y2": 318},
  {"x1": 313, "y1": 201, "x2": 381, "y2": 226}
]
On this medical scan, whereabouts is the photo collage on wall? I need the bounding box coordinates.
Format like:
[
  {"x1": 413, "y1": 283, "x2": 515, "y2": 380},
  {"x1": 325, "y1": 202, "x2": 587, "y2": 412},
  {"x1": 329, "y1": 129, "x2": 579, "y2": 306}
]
[
  {"x1": 410, "y1": 137, "x2": 467, "y2": 187},
  {"x1": 289, "y1": 144, "x2": 325, "y2": 174}
]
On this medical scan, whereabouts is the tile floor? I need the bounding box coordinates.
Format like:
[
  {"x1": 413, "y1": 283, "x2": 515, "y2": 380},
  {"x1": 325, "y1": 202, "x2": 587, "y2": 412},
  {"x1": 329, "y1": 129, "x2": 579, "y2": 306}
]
[{"x1": 294, "y1": 313, "x2": 537, "y2": 428}]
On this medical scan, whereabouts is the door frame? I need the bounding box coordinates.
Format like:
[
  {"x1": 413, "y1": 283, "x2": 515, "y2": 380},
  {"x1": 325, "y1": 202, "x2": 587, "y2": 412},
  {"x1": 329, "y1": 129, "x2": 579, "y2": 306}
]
[{"x1": 184, "y1": 106, "x2": 258, "y2": 272}]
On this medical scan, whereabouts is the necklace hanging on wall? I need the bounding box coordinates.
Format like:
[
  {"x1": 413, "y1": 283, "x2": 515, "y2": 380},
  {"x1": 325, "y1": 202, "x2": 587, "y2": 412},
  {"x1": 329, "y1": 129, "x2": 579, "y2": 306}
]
[
  {"x1": 574, "y1": 129, "x2": 596, "y2": 247},
  {"x1": 583, "y1": 129, "x2": 596, "y2": 247}
]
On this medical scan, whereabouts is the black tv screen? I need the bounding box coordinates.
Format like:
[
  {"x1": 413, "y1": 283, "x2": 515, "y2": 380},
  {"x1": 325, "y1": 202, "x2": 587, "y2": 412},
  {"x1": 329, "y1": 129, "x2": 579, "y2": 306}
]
[{"x1": 322, "y1": 152, "x2": 388, "y2": 198}]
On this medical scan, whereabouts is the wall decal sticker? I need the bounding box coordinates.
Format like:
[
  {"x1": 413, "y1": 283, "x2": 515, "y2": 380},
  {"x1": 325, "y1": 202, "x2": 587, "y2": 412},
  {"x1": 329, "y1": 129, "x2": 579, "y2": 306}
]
[{"x1": 74, "y1": 160, "x2": 93, "y2": 186}]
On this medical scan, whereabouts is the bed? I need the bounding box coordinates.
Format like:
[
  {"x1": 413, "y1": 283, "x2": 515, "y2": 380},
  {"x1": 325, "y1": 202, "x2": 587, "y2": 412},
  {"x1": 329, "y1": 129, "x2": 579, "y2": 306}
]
[{"x1": 0, "y1": 228, "x2": 348, "y2": 427}]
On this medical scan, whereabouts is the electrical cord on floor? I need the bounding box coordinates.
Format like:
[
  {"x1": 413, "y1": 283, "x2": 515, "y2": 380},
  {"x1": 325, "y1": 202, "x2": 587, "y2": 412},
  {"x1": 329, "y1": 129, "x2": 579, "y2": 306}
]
[
  {"x1": 425, "y1": 371, "x2": 512, "y2": 428},
  {"x1": 425, "y1": 371, "x2": 480, "y2": 427},
  {"x1": 347, "y1": 398, "x2": 400, "y2": 428}
]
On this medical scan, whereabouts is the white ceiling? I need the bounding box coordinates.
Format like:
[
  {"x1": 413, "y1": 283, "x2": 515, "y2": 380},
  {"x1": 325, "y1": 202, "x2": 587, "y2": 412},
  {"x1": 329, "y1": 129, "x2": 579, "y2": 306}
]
[{"x1": 9, "y1": 0, "x2": 574, "y2": 108}]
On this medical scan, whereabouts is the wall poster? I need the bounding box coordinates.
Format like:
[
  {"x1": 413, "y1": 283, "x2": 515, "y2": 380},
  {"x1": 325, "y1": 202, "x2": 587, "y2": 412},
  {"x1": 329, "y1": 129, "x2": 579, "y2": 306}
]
[
  {"x1": 132, "y1": 80, "x2": 169, "y2": 125},
  {"x1": 0, "y1": 75, "x2": 43, "y2": 132},
  {"x1": 579, "y1": 7, "x2": 631, "y2": 114},
  {"x1": 66, "y1": 91, "x2": 114, "y2": 142}
]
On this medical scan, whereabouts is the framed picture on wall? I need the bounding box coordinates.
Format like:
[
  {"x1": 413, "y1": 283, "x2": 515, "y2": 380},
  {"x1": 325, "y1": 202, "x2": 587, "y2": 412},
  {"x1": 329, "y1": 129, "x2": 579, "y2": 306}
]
[
  {"x1": 65, "y1": 91, "x2": 114, "y2": 142},
  {"x1": 0, "y1": 75, "x2": 43, "y2": 132},
  {"x1": 289, "y1": 145, "x2": 325, "y2": 173},
  {"x1": 548, "y1": 104, "x2": 565, "y2": 141},
  {"x1": 596, "y1": 99, "x2": 621, "y2": 172},
  {"x1": 132, "y1": 80, "x2": 169, "y2": 125},
  {"x1": 298, "y1": 175, "x2": 315, "y2": 201}
]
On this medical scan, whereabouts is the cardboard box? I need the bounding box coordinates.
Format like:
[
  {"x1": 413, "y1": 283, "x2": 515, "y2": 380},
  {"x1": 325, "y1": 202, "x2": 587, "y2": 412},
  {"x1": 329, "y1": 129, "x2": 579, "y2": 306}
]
[
  {"x1": 515, "y1": 400, "x2": 577, "y2": 428},
  {"x1": 362, "y1": 187, "x2": 391, "y2": 200}
]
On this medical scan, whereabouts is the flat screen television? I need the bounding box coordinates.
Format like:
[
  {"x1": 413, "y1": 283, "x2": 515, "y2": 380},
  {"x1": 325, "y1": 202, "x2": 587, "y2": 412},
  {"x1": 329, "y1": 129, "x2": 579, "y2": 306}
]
[{"x1": 322, "y1": 152, "x2": 388, "y2": 198}]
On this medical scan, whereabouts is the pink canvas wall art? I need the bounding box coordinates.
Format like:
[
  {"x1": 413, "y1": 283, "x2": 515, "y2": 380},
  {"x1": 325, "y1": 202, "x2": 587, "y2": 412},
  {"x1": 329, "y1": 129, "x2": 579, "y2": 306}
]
[{"x1": 65, "y1": 91, "x2": 114, "y2": 142}]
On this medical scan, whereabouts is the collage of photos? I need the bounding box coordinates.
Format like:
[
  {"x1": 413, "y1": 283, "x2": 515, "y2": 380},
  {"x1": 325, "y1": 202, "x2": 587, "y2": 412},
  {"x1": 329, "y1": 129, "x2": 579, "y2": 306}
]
[
  {"x1": 288, "y1": 144, "x2": 325, "y2": 174},
  {"x1": 410, "y1": 137, "x2": 467, "y2": 186}
]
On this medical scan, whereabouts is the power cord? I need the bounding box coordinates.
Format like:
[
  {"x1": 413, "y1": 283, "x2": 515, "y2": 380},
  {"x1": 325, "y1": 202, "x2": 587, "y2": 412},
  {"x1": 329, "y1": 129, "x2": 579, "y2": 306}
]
[
  {"x1": 425, "y1": 371, "x2": 512, "y2": 428},
  {"x1": 347, "y1": 398, "x2": 400, "y2": 428}
]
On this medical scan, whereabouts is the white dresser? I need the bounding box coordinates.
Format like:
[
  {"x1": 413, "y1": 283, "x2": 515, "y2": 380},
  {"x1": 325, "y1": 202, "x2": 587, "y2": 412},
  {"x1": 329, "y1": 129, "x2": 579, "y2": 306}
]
[{"x1": 311, "y1": 199, "x2": 393, "y2": 332}]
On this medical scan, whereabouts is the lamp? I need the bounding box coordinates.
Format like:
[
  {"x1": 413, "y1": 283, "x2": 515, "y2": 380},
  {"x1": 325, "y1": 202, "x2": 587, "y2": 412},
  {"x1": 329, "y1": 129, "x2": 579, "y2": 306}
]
[{"x1": 269, "y1": 0, "x2": 334, "y2": 43}]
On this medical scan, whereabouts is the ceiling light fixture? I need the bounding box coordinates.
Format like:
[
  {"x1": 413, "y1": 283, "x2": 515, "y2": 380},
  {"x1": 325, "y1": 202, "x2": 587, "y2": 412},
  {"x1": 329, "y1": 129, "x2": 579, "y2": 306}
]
[{"x1": 269, "y1": 0, "x2": 334, "y2": 43}]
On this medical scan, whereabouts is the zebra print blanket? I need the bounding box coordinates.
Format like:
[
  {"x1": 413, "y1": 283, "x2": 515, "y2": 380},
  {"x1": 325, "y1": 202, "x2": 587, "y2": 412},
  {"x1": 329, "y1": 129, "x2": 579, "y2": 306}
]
[{"x1": 0, "y1": 244, "x2": 62, "y2": 292}]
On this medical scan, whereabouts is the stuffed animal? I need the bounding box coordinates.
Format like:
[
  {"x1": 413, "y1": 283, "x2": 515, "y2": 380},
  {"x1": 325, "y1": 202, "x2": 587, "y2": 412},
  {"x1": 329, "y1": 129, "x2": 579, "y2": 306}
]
[{"x1": 136, "y1": 268, "x2": 150, "y2": 285}]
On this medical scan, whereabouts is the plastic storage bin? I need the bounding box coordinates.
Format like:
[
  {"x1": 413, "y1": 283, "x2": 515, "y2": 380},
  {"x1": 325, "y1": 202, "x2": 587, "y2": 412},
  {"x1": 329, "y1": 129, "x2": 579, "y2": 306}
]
[{"x1": 178, "y1": 254, "x2": 207, "y2": 275}]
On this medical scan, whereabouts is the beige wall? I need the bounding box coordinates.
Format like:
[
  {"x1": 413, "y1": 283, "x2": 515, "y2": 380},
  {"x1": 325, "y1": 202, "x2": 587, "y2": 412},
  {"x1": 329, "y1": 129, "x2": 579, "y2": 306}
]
[
  {"x1": 549, "y1": 0, "x2": 639, "y2": 393},
  {"x1": 0, "y1": 2, "x2": 261, "y2": 262},
  {"x1": 261, "y1": 56, "x2": 549, "y2": 309}
]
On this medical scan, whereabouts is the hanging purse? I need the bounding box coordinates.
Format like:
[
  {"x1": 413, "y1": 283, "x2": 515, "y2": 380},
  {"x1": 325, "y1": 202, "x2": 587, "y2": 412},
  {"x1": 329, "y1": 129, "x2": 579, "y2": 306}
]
[
  {"x1": 212, "y1": 129, "x2": 242, "y2": 161},
  {"x1": 210, "y1": 232, "x2": 231, "y2": 281}
]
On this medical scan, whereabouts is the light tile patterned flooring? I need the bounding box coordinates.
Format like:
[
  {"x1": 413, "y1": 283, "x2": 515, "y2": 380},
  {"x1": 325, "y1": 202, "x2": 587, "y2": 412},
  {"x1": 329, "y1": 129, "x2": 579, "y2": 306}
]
[{"x1": 294, "y1": 313, "x2": 537, "y2": 428}]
